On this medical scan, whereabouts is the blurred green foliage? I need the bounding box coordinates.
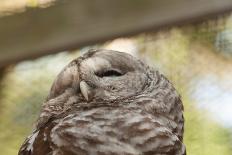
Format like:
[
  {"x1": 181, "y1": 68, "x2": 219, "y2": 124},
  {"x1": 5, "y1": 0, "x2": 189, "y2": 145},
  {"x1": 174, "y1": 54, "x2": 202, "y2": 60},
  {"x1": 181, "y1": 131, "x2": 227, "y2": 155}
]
[
  {"x1": 0, "y1": 0, "x2": 55, "y2": 16},
  {"x1": 0, "y1": 26, "x2": 232, "y2": 155}
]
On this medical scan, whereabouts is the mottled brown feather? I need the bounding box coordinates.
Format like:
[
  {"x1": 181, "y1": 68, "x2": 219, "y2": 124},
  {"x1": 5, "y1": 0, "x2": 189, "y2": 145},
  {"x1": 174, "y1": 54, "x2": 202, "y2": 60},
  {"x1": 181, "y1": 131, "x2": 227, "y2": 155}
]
[{"x1": 19, "y1": 50, "x2": 185, "y2": 155}]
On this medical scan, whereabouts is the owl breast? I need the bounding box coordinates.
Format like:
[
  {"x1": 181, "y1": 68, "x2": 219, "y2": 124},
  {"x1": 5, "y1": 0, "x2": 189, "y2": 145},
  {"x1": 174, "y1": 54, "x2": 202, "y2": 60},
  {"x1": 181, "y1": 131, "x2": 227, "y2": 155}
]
[{"x1": 28, "y1": 104, "x2": 184, "y2": 155}]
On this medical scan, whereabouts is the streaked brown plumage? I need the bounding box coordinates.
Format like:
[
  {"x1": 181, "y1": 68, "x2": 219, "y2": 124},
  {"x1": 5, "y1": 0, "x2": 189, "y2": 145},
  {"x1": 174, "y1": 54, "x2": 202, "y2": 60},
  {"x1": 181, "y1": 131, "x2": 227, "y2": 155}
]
[{"x1": 19, "y1": 49, "x2": 185, "y2": 155}]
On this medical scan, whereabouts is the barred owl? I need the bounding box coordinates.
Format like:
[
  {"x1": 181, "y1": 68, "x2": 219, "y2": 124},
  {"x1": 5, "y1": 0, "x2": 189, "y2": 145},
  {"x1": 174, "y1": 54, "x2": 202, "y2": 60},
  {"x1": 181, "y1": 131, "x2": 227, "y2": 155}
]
[{"x1": 19, "y1": 49, "x2": 185, "y2": 155}]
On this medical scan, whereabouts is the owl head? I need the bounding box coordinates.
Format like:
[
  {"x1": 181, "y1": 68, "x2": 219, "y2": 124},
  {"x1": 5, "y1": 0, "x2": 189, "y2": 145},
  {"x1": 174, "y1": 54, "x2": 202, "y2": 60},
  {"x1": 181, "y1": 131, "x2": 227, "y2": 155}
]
[
  {"x1": 47, "y1": 49, "x2": 150, "y2": 102},
  {"x1": 41, "y1": 49, "x2": 184, "y2": 142}
]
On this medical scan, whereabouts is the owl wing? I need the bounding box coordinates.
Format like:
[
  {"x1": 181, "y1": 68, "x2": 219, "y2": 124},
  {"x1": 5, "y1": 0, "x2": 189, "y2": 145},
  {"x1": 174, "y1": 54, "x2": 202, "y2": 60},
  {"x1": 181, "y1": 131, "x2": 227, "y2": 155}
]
[{"x1": 19, "y1": 106, "x2": 185, "y2": 155}]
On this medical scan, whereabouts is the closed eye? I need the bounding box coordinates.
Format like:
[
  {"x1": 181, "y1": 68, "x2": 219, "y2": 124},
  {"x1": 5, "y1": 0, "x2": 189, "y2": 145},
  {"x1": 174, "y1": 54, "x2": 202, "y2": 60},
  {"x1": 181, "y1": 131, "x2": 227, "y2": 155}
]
[{"x1": 96, "y1": 69, "x2": 123, "y2": 77}]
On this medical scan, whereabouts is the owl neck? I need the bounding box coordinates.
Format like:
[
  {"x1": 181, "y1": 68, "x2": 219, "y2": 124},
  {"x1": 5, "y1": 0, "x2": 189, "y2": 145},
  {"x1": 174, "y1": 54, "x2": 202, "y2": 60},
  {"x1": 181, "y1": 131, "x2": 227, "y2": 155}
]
[{"x1": 131, "y1": 68, "x2": 184, "y2": 141}]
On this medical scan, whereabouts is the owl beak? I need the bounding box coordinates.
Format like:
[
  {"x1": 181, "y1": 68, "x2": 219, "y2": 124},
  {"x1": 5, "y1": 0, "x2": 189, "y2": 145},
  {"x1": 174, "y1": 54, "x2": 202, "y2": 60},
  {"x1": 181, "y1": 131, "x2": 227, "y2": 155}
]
[{"x1": 80, "y1": 81, "x2": 91, "y2": 101}]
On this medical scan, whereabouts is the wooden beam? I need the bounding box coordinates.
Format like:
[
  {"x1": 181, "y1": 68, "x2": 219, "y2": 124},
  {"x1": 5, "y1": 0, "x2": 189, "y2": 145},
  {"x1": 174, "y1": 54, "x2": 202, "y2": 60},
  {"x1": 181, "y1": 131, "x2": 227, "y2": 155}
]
[{"x1": 0, "y1": 0, "x2": 232, "y2": 66}]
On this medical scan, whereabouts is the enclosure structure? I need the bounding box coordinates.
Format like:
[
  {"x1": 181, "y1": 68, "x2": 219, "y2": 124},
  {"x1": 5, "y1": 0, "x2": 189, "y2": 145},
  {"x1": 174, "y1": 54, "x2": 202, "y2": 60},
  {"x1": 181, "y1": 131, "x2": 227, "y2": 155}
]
[{"x1": 0, "y1": 0, "x2": 232, "y2": 66}]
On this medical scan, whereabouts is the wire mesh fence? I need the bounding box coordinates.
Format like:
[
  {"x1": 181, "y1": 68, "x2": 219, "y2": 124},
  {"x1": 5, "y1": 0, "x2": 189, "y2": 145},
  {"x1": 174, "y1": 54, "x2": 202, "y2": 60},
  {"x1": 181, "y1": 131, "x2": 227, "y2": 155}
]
[{"x1": 0, "y1": 10, "x2": 232, "y2": 155}]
